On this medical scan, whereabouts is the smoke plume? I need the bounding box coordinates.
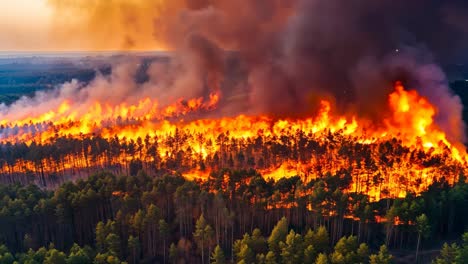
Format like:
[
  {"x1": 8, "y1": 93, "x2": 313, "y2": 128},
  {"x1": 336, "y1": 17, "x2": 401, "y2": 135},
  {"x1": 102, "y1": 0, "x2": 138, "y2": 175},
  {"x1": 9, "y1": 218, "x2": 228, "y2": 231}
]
[{"x1": 17, "y1": 0, "x2": 468, "y2": 141}]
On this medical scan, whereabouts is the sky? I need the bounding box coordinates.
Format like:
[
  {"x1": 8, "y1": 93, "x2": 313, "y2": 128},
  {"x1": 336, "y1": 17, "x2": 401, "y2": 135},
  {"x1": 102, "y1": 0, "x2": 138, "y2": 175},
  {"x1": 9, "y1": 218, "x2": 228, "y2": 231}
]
[
  {"x1": 0, "y1": 0, "x2": 166, "y2": 51},
  {"x1": 0, "y1": 0, "x2": 53, "y2": 50},
  {"x1": 1, "y1": 0, "x2": 467, "y2": 61}
]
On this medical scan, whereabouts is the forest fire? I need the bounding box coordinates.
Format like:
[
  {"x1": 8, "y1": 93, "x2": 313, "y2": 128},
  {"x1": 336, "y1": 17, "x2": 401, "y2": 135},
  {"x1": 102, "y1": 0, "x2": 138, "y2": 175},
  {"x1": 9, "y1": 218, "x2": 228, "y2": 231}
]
[
  {"x1": 4, "y1": 1, "x2": 468, "y2": 263},
  {"x1": 0, "y1": 81, "x2": 465, "y2": 201}
]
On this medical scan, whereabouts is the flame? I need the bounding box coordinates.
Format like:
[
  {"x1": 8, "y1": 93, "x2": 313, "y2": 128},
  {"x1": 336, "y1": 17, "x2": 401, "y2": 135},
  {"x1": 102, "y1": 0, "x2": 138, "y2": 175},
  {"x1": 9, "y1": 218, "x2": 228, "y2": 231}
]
[{"x1": 0, "y1": 83, "x2": 466, "y2": 201}]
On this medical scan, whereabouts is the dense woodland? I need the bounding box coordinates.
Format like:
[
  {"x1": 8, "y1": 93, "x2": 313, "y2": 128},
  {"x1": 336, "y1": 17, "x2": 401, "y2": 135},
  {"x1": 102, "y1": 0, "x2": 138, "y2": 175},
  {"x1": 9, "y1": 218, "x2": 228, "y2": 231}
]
[
  {"x1": 0, "y1": 127, "x2": 465, "y2": 201},
  {"x1": 0, "y1": 168, "x2": 467, "y2": 263},
  {"x1": 0, "y1": 86, "x2": 465, "y2": 263},
  {"x1": 0, "y1": 55, "x2": 467, "y2": 263}
]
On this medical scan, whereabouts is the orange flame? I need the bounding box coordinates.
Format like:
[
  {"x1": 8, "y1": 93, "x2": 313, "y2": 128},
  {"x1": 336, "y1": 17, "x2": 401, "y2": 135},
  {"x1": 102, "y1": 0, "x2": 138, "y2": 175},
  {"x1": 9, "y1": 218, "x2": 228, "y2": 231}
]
[{"x1": 0, "y1": 83, "x2": 465, "y2": 201}]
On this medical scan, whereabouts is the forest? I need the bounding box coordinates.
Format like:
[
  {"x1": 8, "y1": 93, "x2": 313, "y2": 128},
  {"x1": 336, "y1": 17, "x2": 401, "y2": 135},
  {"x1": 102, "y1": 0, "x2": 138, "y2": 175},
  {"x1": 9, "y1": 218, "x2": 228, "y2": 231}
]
[
  {"x1": 0, "y1": 94, "x2": 465, "y2": 264},
  {"x1": 0, "y1": 167, "x2": 467, "y2": 263},
  {"x1": 0, "y1": 60, "x2": 466, "y2": 263},
  {"x1": 3, "y1": 0, "x2": 468, "y2": 260},
  {"x1": 0, "y1": 127, "x2": 465, "y2": 199}
]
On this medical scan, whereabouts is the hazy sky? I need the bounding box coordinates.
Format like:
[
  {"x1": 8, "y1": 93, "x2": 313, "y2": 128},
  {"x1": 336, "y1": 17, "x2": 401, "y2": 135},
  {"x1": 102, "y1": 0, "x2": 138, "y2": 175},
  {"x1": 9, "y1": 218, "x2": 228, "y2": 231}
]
[
  {"x1": 0, "y1": 0, "x2": 169, "y2": 51},
  {"x1": 0, "y1": 0, "x2": 54, "y2": 50}
]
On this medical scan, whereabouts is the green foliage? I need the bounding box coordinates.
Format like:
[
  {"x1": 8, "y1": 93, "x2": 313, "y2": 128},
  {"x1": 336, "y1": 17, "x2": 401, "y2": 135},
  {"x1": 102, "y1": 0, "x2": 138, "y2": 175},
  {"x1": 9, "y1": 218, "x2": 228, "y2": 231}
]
[
  {"x1": 0, "y1": 246, "x2": 8, "y2": 256},
  {"x1": 67, "y1": 243, "x2": 92, "y2": 264},
  {"x1": 33, "y1": 247, "x2": 47, "y2": 263},
  {"x1": 94, "y1": 252, "x2": 127, "y2": 264},
  {"x1": 230, "y1": 224, "x2": 374, "y2": 264},
  {"x1": 250, "y1": 229, "x2": 268, "y2": 254},
  {"x1": 237, "y1": 243, "x2": 255, "y2": 264},
  {"x1": 256, "y1": 253, "x2": 265, "y2": 264},
  {"x1": 127, "y1": 236, "x2": 140, "y2": 264},
  {"x1": 356, "y1": 243, "x2": 370, "y2": 263},
  {"x1": 369, "y1": 245, "x2": 392, "y2": 264},
  {"x1": 159, "y1": 219, "x2": 169, "y2": 238},
  {"x1": 264, "y1": 251, "x2": 276, "y2": 264},
  {"x1": 268, "y1": 217, "x2": 288, "y2": 257},
  {"x1": 416, "y1": 214, "x2": 430, "y2": 238},
  {"x1": 315, "y1": 253, "x2": 329, "y2": 264},
  {"x1": 304, "y1": 245, "x2": 317, "y2": 264},
  {"x1": 0, "y1": 170, "x2": 465, "y2": 264},
  {"x1": 0, "y1": 245, "x2": 14, "y2": 264},
  {"x1": 455, "y1": 233, "x2": 468, "y2": 264},
  {"x1": 44, "y1": 249, "x2": 66, "y2": 264},
  {"x1": 433, "y1": 243, "x2": 458, "y2": 264},
  {"x1": 280, "y1": 230, "x2": 304, "y2": 264},
  {"x1": 210, "y1": 245, "x2": 225, "y2": 264},
  {"x1": 105, "y1": 233, "x2": 121, "y2": 257},
  {"x1": 96, "y1": 222, "x2": 107, "y2": 253},
  {"x1": 169, "y1": 243, "x2": 178, "y2": 264},
  {"x1": 194, "y1": 214, "x2": 215, "y2": 263},
  {"x1": 304, "y1": 226, "x2": 329, "y2": 253},
  {"x1": 330, "y1": 251, "x2": 345, "y2": 264},
  {"x1": 331, "y1": 236, "x2": 360, "y2": 264}
]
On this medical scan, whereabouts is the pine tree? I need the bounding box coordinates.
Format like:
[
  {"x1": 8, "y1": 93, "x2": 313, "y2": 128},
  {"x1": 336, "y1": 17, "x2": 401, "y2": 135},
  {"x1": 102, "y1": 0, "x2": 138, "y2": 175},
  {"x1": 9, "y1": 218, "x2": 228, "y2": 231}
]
[
  {"x1": 44, "y1": 249, "x2": 67, "y2": 264},
  {"x1": 256, "y1": 253, "x2": 266, "y2": 264},
  {"x1": 159, "y1": 220, "x2": 169, "y2": 264},
  {"x1": 194, "y1": 214, "x2": 208, "y2": 264},
  {"x1": 250, "y1": 228, "x2": 268, "y2": 253},
  {"x1": 68, "y1": 243, "x2": 92, "y2": 264},
  {"x1": 332, "y1": 236, "x2": 358, "y2": 264},
  {"x1": 356, "y1": 243, "x2": 370, "y2": 263},
  {"x1": 304, "y1": 245, "x2": 317, "y2": 264},
  {"x1": 238, "y1": 244, "x2": 255, "y2": 264},
  {"x1": 268, "y1": 217, "x2": 288, "y2": 259},
  {"x1": 315, "y1": 253, "x2": 329, "y2": 264},
  {"x1": 0, "y1": 245, "x2": 14, "y2": 264},
  {"x1": 106, "y1": 233, "x2": 121, "y2": 257},
  {"x1": 330, "y1": 251, "x2": 345, "y2": 264},
  {"x1": 169, "y1": 243, "x2": 178, "y2": 264},
  {"x1": 210, "y1": 245, "x2": 226, "y2": 264},
  {"x1": 455, "y1": 233, "x2": 468, "y2": 264},
  {"x1": 94, "y1": 252, "x2": 126, "y2": 264},
  {"x1": 415, "y1": 214, "x2": 430, "y2": 263},
  {"x1": 194, "y1": 214, "x2": 215, "y2": 264},
  {"x1": 369, "y1": 245, "x2": 392, "y2": 264},
  {"x1": 127, "y1": 236, "x2": 140, "y2": 264},
  {"x1": 0, "y1": 252, "x2": 14, "y2": 264},
  {"x1": 280, "y1": 230, "x2": 304, "y2": 264},
  {"x1": 433, "y1": 243, "x2": 458, "y2": 264},
  {"x1": 264, "y1": 251, "x2": 276, "y2": 264},
  {"x1": 96, "y1": 221, "x2": 107, "y2": 253},
  {"x1": 314, "y1": 226, "x2": 330, "y2": 253}
]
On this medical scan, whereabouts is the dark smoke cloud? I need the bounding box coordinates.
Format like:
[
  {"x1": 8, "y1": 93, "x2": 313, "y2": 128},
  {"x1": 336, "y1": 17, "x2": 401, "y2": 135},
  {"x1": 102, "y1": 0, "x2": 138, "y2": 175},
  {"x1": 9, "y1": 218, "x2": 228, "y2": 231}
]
[
  {"x1": 37, "y1": 0, "x2": 468, "y2": 142},
  {"x1": 158, "y1": 0, "x2": 467, "y2": 141}
]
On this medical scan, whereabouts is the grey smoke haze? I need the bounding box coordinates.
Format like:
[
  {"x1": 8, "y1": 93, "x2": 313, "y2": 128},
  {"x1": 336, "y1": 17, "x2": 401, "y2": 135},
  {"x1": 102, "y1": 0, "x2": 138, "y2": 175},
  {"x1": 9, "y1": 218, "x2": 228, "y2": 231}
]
[
  {"x1": 2, "y1": 0, "x2": 468, "y2": 142},
  {"x1": 165, "y1": 0, "x2": 468, "y2": 141}
]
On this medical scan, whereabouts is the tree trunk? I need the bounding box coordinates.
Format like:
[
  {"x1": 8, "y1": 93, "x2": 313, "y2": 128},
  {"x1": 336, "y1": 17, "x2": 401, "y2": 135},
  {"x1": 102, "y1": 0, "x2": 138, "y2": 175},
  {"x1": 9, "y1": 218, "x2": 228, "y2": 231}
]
[
  {"x1": 415, "y1": 233, "x2": 421, "y2": 263},
  {"x1": 201, "y1": 237, "x2": 204, "y2": 264},
  {"x1": 163, "y1": 239, "x2": 166, "y2": 264}
]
